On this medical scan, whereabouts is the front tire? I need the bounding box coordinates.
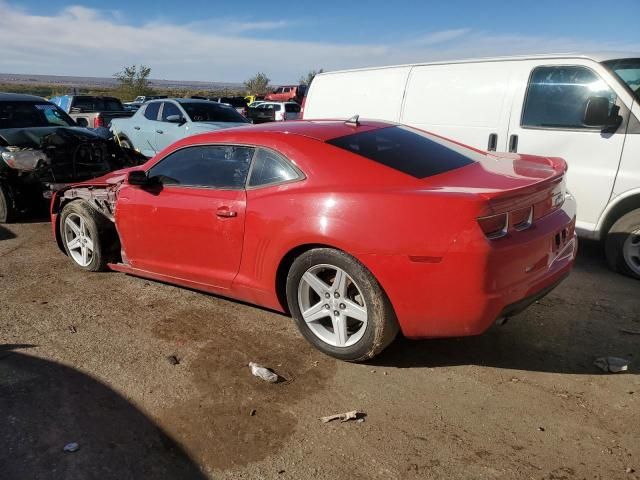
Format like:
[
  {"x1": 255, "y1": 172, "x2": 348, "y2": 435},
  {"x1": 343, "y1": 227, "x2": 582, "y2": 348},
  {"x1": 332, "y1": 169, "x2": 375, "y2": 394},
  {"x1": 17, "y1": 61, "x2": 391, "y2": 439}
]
[
  {"x1": 60, "y1": 201, "x2": 114, "y2": 272},
  {"x1": 119, "y1": 137, "x2": 133, "y2": 150},
  {"x1": 605, "y1": 208, "x2": 640, "y2": 279},
  {"x1": 286, "y1": 248, "x2": 398, "y2": 361},
  {"x1": 0, "y1": 182, "x2": 17, "y2": 223}
]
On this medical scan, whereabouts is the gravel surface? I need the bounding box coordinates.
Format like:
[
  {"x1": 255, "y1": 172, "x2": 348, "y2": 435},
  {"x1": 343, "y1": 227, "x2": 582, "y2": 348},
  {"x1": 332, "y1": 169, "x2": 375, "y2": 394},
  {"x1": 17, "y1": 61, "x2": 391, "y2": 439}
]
[{"x1": 1, "y1": 221, "x2": 638, "y2": 479}]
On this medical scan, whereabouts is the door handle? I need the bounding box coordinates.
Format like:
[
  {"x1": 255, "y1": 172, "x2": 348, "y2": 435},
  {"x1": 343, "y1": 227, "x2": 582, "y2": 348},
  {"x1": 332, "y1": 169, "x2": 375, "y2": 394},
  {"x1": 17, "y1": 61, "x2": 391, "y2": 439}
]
[
  {"x1": 216, "y1": 207, "x2": 237, "y2": 218},
  {"x1": 156, "y1": 129, "x2": 164, "y2": 134},
  {"x1": 134, "y1": 126, "x2": 140, "y2": 130},
  {"x1": 508, "y1": 134, "x2": 518, "y2": 153},
  {"x1": 487, "y1": 133, "x2": 498, "y2": 152}
]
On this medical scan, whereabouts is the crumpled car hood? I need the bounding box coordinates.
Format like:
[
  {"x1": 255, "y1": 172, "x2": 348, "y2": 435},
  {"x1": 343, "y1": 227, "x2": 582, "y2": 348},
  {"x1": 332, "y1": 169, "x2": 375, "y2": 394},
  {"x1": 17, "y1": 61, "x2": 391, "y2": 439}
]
[{"x1": 0, "y1": 126, "x2": 106, "y2": 148}]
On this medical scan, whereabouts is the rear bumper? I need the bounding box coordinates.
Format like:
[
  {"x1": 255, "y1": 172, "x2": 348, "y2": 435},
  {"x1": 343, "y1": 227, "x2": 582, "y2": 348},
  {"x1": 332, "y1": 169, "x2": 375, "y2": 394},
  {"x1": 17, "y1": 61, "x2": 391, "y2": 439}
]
[{"x1": 359, "y1": 196, "x2": 577, "y2": 339}]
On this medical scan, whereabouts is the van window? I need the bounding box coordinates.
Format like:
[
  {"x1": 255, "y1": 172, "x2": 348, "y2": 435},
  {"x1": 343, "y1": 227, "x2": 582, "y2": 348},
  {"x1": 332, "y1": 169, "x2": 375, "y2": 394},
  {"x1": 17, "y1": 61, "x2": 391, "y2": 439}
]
[
  {"x1": 326, "y1": 126, "x2": 476, "y2": 179},
  {"x1": 522, "y1": 66, "x2": 617, "y2": 129}
]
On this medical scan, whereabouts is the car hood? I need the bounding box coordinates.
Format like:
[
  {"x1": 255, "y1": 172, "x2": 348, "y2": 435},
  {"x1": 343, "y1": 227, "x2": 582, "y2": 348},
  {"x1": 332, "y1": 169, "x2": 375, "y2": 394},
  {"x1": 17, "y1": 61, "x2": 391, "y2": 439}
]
[{"x1": 0, "y1": 126, "x2": 106, "y2": 148}]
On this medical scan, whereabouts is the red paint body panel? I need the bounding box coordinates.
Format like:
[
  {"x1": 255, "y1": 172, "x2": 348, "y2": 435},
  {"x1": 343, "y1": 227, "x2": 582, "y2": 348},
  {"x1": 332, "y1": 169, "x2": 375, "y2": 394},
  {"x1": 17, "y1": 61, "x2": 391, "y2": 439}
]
[{"x1": 51, "y1": 120, "x2": 577, "y2": 339}]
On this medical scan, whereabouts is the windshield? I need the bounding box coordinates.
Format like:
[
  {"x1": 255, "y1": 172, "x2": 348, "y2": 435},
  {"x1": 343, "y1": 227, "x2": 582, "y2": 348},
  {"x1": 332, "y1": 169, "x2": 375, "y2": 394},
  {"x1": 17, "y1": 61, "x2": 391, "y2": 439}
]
[
  {"x1": 0, "y1": 101, "x2": 75, "y2": 129},
  {"x1": 603, "y1": 58, "x2": 640, "y2": 101},
  {"x1": 181, "y1": 102, "x2": 249, "y2": 123}
]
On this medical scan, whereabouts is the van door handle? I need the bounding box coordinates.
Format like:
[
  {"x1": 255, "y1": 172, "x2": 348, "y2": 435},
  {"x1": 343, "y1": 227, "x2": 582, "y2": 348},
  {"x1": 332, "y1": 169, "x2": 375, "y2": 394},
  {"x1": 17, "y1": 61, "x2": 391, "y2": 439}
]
[
  {"x1": 134, "y1": 126, "x2": 140, "y2": 130},
  {"x1": 216, "y1": 207, "x2": 237, "y2": 218},
  {"x1": 508, "y1": 134, "x2": 519, "y2": 153},
  {"x1": 156, "y1": 129, "x2": 164, "y2": 134},
  {"x1": 487, "y1": 133, "x2": 498, "y2": 151}
]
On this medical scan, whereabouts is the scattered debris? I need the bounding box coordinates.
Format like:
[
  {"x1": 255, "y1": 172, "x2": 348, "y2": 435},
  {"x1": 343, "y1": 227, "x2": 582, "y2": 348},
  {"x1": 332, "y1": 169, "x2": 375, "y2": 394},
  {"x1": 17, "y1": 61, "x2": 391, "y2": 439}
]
[
  {"x1": 538, "y1": 427, "x2": 545, "y2": 432},
  {"x1": 357, "y1": 418, "x2": 365, "y2": 423},
  {"x1": 510, "y1": 377, "x2": 520, "y2": 383},
  {"x1": 68, "y1": 325, "x2": 77, "y2": 333},
  {"x1": 278, "y1": 470, "x2": 286, "y2": 475},
  {"x1": 63, "y1": 442, "x2": 79, "y2": 453},
  {"x1": 383, "y1": 372, "x2": 388, "y2": 376},
  {"x1": 249, "y1": 362, "x2": 279, "y2": 383},
  {"x1": 626, "y1": 467, "x2": 635, "y2": 474},
  {"x1": 620, "y1": 328, "x2": 640, "y2": 335},
  {"x1": 166, "y1": 355, "x2": 180, "y2": 366},
  {"x1": 250, "y1": 409, "x2": 257, "y2": 416},
  {"x1": 594, "y1": 357, "x2": 630, "y2": 373},
  {"x1": 320, "y1": 410, "x2": 364, "y2": 423}
]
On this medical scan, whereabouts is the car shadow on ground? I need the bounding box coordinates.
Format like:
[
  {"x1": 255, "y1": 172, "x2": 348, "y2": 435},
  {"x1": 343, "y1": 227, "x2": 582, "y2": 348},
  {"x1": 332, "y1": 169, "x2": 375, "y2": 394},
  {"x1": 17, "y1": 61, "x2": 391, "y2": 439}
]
[
  {"x1": 0, "y1": 344, "x2": 206, "y2": 480},
  {"x1": 370, "y1": 240, "x2": 639, "y2": 375},
  {"x1": 0, "y1": 224, "x2": 16, "y2": 240}
]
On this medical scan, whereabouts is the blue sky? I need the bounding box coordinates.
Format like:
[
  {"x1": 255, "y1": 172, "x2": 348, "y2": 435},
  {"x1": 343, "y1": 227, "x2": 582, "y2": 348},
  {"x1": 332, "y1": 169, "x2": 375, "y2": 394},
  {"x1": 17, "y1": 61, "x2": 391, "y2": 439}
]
[{"x1": 0, "y1": 1, "x2": 638, "y2": 83}]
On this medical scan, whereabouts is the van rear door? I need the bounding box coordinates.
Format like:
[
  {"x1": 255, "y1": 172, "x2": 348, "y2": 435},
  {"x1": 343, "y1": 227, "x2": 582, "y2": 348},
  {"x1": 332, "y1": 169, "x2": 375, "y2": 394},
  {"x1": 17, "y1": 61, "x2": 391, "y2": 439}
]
[
  {"x1": 505, "y1": 60, "x2": 627, "y2": 234},
  {"x1": 400, "y1": 62, "x2": 516, "y2": 152}
]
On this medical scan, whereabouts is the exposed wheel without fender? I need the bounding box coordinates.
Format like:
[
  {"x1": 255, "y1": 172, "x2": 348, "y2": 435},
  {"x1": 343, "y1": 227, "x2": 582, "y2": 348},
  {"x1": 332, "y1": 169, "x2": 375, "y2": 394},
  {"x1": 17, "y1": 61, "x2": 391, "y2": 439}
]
[
  {"x1": 286, "y1": 248, "x2": 398, "y2": 362},
  {"x1": 60, "y1": 201, "x2": 116, "y2": 272},
  {"x1": 605, "y1": 208, "x2": 640, "y2": 279}
]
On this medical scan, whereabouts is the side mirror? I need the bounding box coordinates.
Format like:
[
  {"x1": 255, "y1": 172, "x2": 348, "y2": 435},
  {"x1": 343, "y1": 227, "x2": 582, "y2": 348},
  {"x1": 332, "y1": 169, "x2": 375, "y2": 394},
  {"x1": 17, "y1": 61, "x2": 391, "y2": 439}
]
[
  {"x1": 166, "y1": 114, "x2": 186, "y2": 125},
  {"x1": 583, "y1": 96, "x2": 621, "y2": 130},
  {"x1": 127, "y1": 170, "x2": 150, "y2": 186}
]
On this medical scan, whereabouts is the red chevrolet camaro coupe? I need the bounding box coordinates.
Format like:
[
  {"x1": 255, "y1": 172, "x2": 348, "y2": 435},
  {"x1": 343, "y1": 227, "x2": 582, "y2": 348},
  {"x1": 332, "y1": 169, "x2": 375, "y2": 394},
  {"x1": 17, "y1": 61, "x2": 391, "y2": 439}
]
[{"x1": 51, "y1": 120, "x2": 577, "y2": 361}]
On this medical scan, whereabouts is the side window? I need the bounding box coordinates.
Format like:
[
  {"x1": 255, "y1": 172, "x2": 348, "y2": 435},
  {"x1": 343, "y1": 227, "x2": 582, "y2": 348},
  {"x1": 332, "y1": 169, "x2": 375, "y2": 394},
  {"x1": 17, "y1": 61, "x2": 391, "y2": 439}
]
[
  {"x1": 148, "y1": 145, "x2": 254, "y2": 188},
  {"x1": 522, "y1": 66, "x2": 617, "y2": 129},
  {"x1": 249, "y1": 148, "x2": 301, "y2": 187},
  {"x1": 144, "y1": 102, "x2": 160, "y2": 120},
  {"x1": 161, "y1": 102, "x2": 182, "y2": 121}
]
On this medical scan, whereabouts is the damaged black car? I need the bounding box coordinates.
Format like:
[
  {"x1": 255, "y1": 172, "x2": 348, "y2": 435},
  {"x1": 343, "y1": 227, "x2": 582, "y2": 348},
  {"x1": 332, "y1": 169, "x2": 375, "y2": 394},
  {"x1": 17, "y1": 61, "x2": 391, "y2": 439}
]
[{"x1": 0, "y1": 93, "x2": 145, "y2": 222}]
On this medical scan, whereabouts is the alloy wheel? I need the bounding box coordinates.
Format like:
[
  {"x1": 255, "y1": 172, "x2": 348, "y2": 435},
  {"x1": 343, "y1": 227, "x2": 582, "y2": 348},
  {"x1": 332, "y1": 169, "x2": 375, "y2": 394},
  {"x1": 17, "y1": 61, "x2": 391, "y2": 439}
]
[
  {"x1": 297, "y1": 264, "x2": 368, "y2": 347},
  {"x1": 623, "y1": 228, "x2": 640, "y2": 276},
  {"x1": 64, "y1": 213, "x2": 94, "y2": 267}
]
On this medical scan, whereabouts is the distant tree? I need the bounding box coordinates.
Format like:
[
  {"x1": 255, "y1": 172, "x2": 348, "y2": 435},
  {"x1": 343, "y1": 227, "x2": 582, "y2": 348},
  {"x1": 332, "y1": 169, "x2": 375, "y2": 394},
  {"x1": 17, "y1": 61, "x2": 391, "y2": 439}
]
[
  {"x1": 113, "y1": 65, "x2": 153, "y2": 100},
  {"x1": 299, "y1": 69, "x2": 324, "y2": 86},
  {"x1": 244, "y1": 72, "x2": 271, "y2": 95}
]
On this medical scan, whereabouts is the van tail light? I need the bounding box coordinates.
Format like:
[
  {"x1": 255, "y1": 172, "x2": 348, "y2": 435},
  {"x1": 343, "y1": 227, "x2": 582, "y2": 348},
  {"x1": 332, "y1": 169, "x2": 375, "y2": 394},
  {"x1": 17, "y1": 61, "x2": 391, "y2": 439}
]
[
  {"x1": 477, "y1": 213, "x2": 509, "y2": 239},
  {"x1": 93, "y1": 115, "x2": 104, "y2": 128}
]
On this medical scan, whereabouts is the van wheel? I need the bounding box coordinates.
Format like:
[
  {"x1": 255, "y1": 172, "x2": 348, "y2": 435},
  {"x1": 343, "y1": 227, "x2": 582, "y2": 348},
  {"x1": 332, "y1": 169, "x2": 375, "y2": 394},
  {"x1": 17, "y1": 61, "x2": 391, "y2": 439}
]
[
  {"x1": 0, "y1": 183, "x2": 17, "y2": 223},
  {"x1": 605, "y1": 208, "x2": 640, "y2": 279},
  {"x1": 286, "y1": 248, "x2": 399, "y2": 362}
]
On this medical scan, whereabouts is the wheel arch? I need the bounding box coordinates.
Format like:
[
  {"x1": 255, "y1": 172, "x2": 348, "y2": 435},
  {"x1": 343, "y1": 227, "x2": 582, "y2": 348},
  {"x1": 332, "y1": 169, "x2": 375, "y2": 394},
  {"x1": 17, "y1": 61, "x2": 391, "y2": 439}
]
[
  {"x1": 598, "y1": 190, "x2": 640, "y2": 239},
  {"x1": 274, "y1": 242, "x2": 339, "y2": 313}
]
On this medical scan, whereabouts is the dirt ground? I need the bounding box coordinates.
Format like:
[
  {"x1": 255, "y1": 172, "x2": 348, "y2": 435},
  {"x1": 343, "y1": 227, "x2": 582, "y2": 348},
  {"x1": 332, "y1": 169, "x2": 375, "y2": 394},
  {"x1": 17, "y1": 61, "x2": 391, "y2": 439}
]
[{"x1": 0, "y1": 221, "x2": 638, "y2": 480}]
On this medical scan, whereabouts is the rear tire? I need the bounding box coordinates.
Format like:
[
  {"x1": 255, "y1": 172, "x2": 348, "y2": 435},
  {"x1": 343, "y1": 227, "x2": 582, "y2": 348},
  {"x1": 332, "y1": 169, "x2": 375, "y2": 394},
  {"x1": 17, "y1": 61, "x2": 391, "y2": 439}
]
[
  {"x1": 605, "y1": 208, "x2": 640, "y2": 279},
  {"x1": 60, "y1": 201, "x2": 116, "y2": 272},
  {"x1": 286, "y1": 248, "x2": 398, "y2": 362},
  {"x1": 0, "y1": 182, "x2": 17, "y2": 223}
]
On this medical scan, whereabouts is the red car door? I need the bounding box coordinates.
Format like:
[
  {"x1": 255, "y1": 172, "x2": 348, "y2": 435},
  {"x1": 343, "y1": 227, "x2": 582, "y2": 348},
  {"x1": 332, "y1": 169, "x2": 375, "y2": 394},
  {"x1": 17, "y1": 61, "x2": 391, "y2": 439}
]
[{"x1": 115, "y1": 145, "x2": 254, "y2": 289}]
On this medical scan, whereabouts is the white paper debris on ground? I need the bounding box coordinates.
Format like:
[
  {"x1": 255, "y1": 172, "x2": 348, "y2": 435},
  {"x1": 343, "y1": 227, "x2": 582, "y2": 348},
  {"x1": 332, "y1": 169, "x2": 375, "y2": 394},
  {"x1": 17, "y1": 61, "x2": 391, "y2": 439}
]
[
  {"x1": 320, "y1": 410, "x2": 364, "y2": 423},
  {"x1": 594, "y1": 357, "x2": 630, "y2": 373},
  {"x1": 248, "y1": 362, "x2": 279, "y2": 383},
  {"x1": 63, "y1": 442, "x2": 79, "y2": 453}
]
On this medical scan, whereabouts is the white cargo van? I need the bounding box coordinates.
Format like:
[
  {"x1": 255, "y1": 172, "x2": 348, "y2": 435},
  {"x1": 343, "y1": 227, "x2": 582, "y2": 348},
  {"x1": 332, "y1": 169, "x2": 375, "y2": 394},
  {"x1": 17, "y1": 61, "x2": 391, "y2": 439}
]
[{"x1": 304, "y1": 53, "x2": 640, "y2": 278}]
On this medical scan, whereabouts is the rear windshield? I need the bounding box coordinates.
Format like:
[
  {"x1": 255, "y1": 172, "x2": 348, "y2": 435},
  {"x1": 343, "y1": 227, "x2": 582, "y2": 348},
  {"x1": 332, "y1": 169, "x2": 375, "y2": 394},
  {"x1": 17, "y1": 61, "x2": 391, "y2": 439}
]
[
  {"x1": 72, "y1": 97, "x2": 124, "y2": 111},
  {"x1": 326, "y1": 126, "x2": 476, "y2": 178},
  {"x1": 181, "y1": 102, "x2": 249, "y2": 123}
]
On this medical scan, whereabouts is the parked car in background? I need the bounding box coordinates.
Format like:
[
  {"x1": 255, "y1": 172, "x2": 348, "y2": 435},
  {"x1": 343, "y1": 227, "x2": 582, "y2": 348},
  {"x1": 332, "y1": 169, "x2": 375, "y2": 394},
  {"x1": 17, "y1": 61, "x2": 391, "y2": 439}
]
[
  {"x1": 110, "y1": 98, "x2": 249, "y2": 157},
  {"x1": 244, "y1": 95, "x2": 265, "y2": 105},
  {"x1": 265, "y1": 85, "x2": 307, "y2": 103},
  {"x1": 304, "y1": 53, "x2": 640, "y2": 279},
  {"x1": 123, "y1": 95, "x2": 168, "y2": 112},
  {"x1": 51, "y1": 120, "x2": 576, "y2": 361},
  {"x1": 0, "y1": 93, "x2": 143, "y2": 222},
  {"x1": 49, "y1": 95, "x2": 132, "y2": 129},
  {"x1": 211, "y1": 96, "x2": 249, "y2": 115},
  {"x1": 246, "y1": 101, "x2": 301, "y2": 124}
]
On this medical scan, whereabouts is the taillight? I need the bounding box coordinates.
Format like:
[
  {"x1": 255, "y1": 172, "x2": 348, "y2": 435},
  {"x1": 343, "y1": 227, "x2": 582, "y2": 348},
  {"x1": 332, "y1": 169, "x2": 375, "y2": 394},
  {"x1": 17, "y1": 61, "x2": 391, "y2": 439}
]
[
  {"x1": 93, "y1": 115, "x2": 104, "y2": 128},
  {"x1": 478, "y1": 213, "x2": 508, "y2": 239},
  {"x1": 511, "y1": 206, "x2": 533, "y2": 231}
]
